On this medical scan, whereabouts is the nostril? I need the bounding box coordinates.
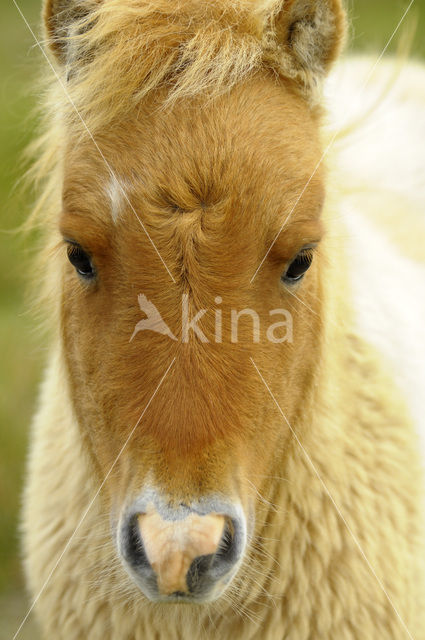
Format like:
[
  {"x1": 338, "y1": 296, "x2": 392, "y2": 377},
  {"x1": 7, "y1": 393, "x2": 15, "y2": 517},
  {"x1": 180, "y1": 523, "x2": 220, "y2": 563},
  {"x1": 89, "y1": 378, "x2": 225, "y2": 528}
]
[
  {"x1": 123, "y1": 516, "x2": 152, "y2": 574},
  {"x1": 187, "y1": 518, "x2": 239, "y2": 593},
  {"x1": 216, "y1": 519, "x2": 235, "y2": 559},
  {"x1": 186, "y1": 554, "x2": 215, "y2": 593}
]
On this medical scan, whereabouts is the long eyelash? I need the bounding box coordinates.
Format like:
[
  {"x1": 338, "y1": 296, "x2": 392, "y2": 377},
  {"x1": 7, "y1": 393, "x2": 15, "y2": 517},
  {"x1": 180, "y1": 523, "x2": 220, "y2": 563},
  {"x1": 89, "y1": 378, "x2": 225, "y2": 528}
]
[
  {"x1": 65, "y1": 239, "x2": 80, "y2": 251},
  {"x1": 66, "y1": 243, "x2": 79, "y2": 257},
  {"x1": 296, "y1": 247, "x2": 315, "y2": 264},
  {"x1": 65, "y1": 241, "x2": 88, "y2": 262}
]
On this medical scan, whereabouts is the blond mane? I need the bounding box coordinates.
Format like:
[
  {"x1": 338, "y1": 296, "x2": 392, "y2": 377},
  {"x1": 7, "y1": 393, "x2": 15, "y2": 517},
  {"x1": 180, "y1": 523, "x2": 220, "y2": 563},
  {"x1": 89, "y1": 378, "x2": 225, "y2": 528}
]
[{"x1": 47, "y1": 0, "x2": 342, "y2": 131}]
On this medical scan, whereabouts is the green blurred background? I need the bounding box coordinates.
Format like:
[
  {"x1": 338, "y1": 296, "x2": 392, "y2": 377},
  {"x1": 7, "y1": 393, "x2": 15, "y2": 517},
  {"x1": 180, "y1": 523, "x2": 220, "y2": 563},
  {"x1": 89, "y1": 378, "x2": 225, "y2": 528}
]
[{"x1": 0, "y1": 1, "x2": 424, "y2": 638}]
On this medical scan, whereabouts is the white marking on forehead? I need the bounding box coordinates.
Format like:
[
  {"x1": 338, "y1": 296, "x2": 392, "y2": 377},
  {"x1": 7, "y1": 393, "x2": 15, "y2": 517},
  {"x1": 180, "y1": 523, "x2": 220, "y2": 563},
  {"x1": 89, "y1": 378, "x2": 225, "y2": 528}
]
[{"x1": 107, "y1": 174, "x2": 126, "y2": 223}]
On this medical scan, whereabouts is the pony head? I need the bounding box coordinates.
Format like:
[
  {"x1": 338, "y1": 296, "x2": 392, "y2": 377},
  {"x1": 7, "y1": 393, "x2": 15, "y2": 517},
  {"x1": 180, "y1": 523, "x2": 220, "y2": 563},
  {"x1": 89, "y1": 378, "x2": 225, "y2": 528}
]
[{"x1": 41, "y1": 0, "x2": 345, "y2": 604}]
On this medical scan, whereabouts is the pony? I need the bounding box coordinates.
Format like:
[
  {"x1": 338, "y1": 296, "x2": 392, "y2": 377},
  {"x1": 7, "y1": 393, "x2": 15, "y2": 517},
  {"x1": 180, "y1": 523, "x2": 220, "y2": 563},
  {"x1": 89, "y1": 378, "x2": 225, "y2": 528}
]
[{"x1": 21, "y1": 0, "x2": 425, "y2": 638}]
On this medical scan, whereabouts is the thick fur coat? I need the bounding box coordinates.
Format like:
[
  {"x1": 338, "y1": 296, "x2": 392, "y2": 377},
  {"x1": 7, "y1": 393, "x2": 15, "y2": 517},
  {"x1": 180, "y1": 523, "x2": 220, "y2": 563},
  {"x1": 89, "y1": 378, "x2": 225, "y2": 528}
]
[{"x1": 22, "y1": 1, "x2": 425, "y2": 638}]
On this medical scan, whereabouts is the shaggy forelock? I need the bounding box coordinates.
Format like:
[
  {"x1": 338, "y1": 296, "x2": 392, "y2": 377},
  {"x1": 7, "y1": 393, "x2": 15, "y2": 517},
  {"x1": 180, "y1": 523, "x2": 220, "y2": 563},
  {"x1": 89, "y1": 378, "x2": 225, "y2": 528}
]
[{"x1": 54, "y1": 0, "x2": 305, "y2": 131}]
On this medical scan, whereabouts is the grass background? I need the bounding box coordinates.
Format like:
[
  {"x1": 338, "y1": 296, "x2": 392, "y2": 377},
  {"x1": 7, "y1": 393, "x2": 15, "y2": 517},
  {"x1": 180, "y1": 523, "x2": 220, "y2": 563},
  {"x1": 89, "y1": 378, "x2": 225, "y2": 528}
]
[{"x1": 0, "y1": 1, "x2": 424, "y2": 638}]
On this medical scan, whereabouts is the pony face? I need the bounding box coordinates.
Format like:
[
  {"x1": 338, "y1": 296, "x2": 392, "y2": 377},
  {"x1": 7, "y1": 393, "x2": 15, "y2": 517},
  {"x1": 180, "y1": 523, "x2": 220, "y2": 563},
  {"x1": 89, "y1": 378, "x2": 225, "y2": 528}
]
[
  {"x1": 44, "y1": 0, "x2": 344, "y2": 606},
  {"x1": 58, "y1": 75, "x2": 324, "y2": 601}
]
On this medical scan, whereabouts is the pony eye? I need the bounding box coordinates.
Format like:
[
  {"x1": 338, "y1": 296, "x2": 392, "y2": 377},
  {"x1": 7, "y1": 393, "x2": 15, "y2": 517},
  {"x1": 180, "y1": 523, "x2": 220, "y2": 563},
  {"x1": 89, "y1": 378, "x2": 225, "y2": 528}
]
[
  {"x1": 282, "y1": 248, "x2": 314, "y2": 284},
  {"x1": 67, "y1": 243, "x2": 96, "y2": 279}
]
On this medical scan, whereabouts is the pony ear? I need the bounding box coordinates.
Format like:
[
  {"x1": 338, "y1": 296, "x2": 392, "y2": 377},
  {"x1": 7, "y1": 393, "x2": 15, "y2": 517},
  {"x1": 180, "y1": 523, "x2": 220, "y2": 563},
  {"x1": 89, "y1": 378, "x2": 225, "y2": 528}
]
[
  {"x1": 263, "y1": 0, "x2": 346, "y2": 99},
  {"x1": 43, "y1": 0, "x2": 95, "y2": 63}
]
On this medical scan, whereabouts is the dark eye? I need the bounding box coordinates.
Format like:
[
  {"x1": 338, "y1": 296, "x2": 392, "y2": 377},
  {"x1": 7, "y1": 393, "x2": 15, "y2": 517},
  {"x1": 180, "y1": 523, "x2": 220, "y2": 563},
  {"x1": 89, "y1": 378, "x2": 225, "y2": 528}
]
[
  {"x1": 282, "y1": 248, "x2": 314, "y2": 285},
  {"x1": 67, "y1": 243, "x2": 96, "y2": 279}
]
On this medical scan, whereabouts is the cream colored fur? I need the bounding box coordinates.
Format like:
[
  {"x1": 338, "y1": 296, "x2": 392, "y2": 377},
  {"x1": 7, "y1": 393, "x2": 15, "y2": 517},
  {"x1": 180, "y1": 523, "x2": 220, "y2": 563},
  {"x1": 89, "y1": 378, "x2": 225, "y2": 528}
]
[
  {"x1": 22, "y1": 3, "x2": 425, "y2": 637},
  {"x1": 326, "y1": 58, "x2": 425, "y2": 462},
  {"x1": 24, "y1": 57, "x2": 425, "y2": 637},
  {"x1": 23, "y1": 215, "x2": 425, "y2": 638}
]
